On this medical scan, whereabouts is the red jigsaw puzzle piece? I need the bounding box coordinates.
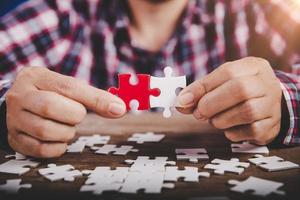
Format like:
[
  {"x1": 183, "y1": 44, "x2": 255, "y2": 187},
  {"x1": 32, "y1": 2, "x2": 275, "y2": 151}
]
[{"x1": 108, "y1": 74, "x2": 160, "y2": 110}]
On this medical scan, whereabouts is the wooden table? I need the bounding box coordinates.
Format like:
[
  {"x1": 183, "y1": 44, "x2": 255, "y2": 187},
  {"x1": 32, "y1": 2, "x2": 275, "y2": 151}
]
[{"x1": 0, "y1": 112, "x2": 299, "y2": 200}]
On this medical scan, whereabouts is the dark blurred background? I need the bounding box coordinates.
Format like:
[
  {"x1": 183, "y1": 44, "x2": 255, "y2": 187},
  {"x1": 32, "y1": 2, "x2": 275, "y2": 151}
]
[{"x1": 0, "y1": 0, "x2": 28, "y2": 17}]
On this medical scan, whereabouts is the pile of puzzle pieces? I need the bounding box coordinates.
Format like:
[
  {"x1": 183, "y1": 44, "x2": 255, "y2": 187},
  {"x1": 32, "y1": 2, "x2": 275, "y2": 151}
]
[
  {"x1": 0, "y1": 133, "x2": 299, "y2": 197},
  {"x1": 108, "y1": 67, "x2": 186, "y2": 118}
]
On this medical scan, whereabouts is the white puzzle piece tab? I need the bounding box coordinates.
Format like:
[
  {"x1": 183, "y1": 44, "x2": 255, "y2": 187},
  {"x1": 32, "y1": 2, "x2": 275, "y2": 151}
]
[{"x1": 91, "y1": 145, "x2": 138, "y2": 155}]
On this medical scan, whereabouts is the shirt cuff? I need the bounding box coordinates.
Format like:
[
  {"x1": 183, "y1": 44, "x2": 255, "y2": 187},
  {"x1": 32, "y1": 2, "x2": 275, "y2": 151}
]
[
  {"x1": 0, "y1": 80, "x2": 12, "y2": 149},
  {"x1": 275, "y1": 70, "x2": 300, "y2": 145}
]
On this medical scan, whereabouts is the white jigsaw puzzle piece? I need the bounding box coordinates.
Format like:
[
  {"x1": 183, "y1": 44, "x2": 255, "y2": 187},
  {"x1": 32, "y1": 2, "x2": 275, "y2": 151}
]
[
  {"x1": 228, "y1": 176, "x2": 285, "y2": 196},
  {"x1": 231, "y1": 142, "x2": 269, "y2": 154},
  {"x1": 248, "y1": 154, "x2": 299, "y2": 172},
  {"x1": 125, "y1": 156, "x2": 176, "y2": 172},
  {"x1": 77, "y1": 134, "x2": 110, "y2": 147},
  {"x1": 204, "y1": 158, "x2": 250, "y2": 175},
  {"x1": 91, "y1": 145, "x2": 138, "y2": 155},
  {"x1": 5, "y1": 152, "x2": 27, "y2": 160},
  {"x1": 176, "y1": 148, "x2": 209, "y2": 163},
  {"x1": 0, "y1": 179, "x2": 31, "y2": 194},
  {"x1": 67, "y1": 141, "x2": 86, "y2": 153},
  {"x1": 38, "y1": 164, "x2": 82, "y2": 182},
  {"x1": 127, "y1": 132, "x2": 165, "y2": 144},
  {"x1": 0, "y1": 159, "x2": 39, "y2": 175},
  {"x1": 164, "y1": 166, "x2": 210, "y2": 182},
  {"x1": 150, "y1": 66, "x2": 186, "y2": 118},
  {"x1": 120, "y1": 171, "x2": 174, "y2": 194},
  {"x1": 80, "y1": 181, "x2": 123, "y2": 195},
  {"x1": 82, "y1": 167, "x2": 129, "y2": 184}
]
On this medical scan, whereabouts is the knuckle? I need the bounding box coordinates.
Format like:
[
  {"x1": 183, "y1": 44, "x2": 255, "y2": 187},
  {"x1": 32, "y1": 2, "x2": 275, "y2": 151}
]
[
  {"x1": 241, "y1": 101, "x2": 257, "y2": 122},
  {"x1": 234, "y1": 79, "x2": 250, "y2": 99},
  {"x1": 5, "y1": 91, "x2": 19, "y2": 106},
  {"x1": 224, "y1": 131, "x2": 240, "y2": 142},
  {"x1": 34, "y1": 122, "x2": 48, "y2": 140},
  {"x1": 94, "y1": 94, "x2": 110, "y2": 112},
  {"x1": 38, "y1": 98, "x2": 52, "y2": 116},
  {"x1": 249, "y1": 122, "x2": 262, "y2": 140},
  {"x1": 63, "y1": 127, "x2": 76, "y2": 142},
  {"x1": 210, "y1": 117, "x2": 224, "y2": 129},
  {"x1": 72, "y1": 105, "x2": 87, "y2": 124},
  {"x1": 221, "y1": 64, "x2": 236, "y2": 79}
]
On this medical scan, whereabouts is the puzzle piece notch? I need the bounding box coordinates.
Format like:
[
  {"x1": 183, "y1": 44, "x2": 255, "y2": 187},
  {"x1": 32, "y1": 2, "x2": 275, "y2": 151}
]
[
  {"x1": 0, "y1": 159, "x2": 39, "y2": 175},
  {"x1": 164, "y1": 167, "x2": 210, "y2": 182},
  {"x1": 150, "y1": 66, "x2": 186, "y2": 118},
  {"x1": 80, "y1": 181, "x2": 123, "y2": 195},
  {"x1": 0, "y1": 179, "x2": 31, "y2": 194},
  {"x1": 109, "y1": 74, "x2": 160, "y2": 110},
  {"x1": 248, "y1": 154, "x2": 299, "y2": 171},
  {"x1": 77, "y1": 135, "x2": 110, "y2": 147},
  {"x1": 204, "y1": 158, "x2": 250, "y2": 175},
  {"x1": 176, "y1": 148, "x2": 209, "y2": 163},
  {"x1": 125, "y1": 156, "x2": 176, "y2": 172},
  {"x1": 120, "y1": 171, "x2": 174, "y2": 194},
  {"x1": 91, "y1": 145, "x2": 138, "y2": 155},
  {"x1": 5, "y1": 152, "x2": 27, "y2": 160},
  {"x1": 228, "y1": 176, "x2": 285, "y2": 196},
  {"x1": 231, "y1": 142, "x2": 269, "y2": 154},
  {"x1": 127, "y1": 132, "x2": 165, "y2": 144},
  {"x1": 38, "y1": 164, "x2": 82, "y2": 182}
]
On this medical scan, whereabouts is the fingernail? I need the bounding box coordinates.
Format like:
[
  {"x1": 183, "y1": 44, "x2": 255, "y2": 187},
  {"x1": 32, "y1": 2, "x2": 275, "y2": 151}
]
[
  {"x1": 178, "y1": 92, "x2": 194, "y2": 107},
  {"x1": 109, "y1": 103, "x2": 126, "y2": 116}
]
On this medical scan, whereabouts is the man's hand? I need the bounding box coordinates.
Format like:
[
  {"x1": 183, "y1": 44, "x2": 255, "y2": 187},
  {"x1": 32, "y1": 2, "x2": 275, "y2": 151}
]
[
  {"x1": 6, "y1": 67, "x2": 126, "y2": 158},
  {"x1": 177, "y1": 57, "x2": 283, "y2": 145}
]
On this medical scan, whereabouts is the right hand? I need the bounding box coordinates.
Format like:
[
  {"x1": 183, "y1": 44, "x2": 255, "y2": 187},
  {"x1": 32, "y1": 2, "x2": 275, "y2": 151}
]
[{"x1": 6, "y1": 67, "x2": 126, "y2": 158}]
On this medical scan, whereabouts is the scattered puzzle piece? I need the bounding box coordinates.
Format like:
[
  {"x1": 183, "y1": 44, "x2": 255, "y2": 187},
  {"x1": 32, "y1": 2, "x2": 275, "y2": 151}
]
[
  {"x1": 108, "y1": 74, "x2": 160, "y2": 110},
  {"x1": 125, "y1": 156, "x2": 176, "y2": 172},
  {"x1": 67, "y1": 141, "x2": 86, "y2": 153},
  {"x1": 5, "y1": 152, "x2": 27, "y2": 160},
  {"x1": 0, "y1": 159, "x2": 39, "y2": 175},
  {"x1": 231, "y1": 142, "x2": 269, "y2": 154},
  {"x1": 38, "y1": 164, "x2": 82, "y2": 182},
  {"x1": 120, "y1": 171, "x2": 174, "y2": 193},
  {"x1": 91, "y1": 145, "x2": 138, "y2": 155},
  {"x1": 80, "y1": 181, "x2": 123, "y2": 195},
  {"x1": 77, "y1": 135, "x2": 110, "y2": 147},
  {"x1": 176, "y1": 148, "x2": 209, "y2": 163},
  {"x1": 0, "y1": 179, "x2": 31, "y2": 194},
  {"x1": 228, "y1": 176, "x2": 285, "y2": 196},
  {"x1": 164, "y1": 167, "x2": 210, "y2": 182},
  {"x1": 248, "y1": 154, "x2": 299, "y2": 172},
  {"x1": 127, "y1": 132, "x2": 165, "y2": 144},
  {"x1": 150, "y1": 67, "x2": 186, "y2": 118},
  {"x1": 204, "y1": 158, "x2": 250, "y2": 175}
]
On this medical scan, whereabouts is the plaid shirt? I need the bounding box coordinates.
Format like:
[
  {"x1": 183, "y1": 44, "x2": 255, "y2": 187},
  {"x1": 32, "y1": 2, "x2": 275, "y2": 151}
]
[{"x1": 0, "y1": 0, "x2": 299, "y2": 145}]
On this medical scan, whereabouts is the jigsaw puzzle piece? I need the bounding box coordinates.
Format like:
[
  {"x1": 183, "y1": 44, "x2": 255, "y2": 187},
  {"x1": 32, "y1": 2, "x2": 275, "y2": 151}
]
[
  {"x1": 38, "y1": 164, "x2": 82, "y2": 182},
  {"x1": 231, "y1": 142, "x2": 269, "y2": 154},
  {"x1": 80, "y1": 181, "x2": 123, "y2": 195},
  {"x1": 67, "y1": 141, "x2": 86, "y2": 153},
  {"x1": 150, "y1": 67, "x2": 186, "y2": 118},
  {"x1": 0, "y1": 159, "x2": 39, "y2": 175},
  {"x1": 175, "y1": 148, "x2": 209, "y2": 163},
  {"x1": 82, "y1": 167, "x2": 129, "y2": 184},
  {"x1": 127, "y1": 132, "x2": 165, "y2": 144},
  {"x1": 204, "y1": 158, "x2": 250, "y2": 175},
  {"x1": 228, "y1": 176, "x2": 285, "y2": 196},
  {"x1": 0, "y1": 179, "x2": 31, "y2": 194},
  {"x1": 248, "y1": 154, "x2": 299, "y2": 171},
  {"x1": 120, "y1": 171, "x2": 174, "y2": 193},
  {"x1": 109, "y1": 74, "x2": 160, "y2": 110},
  {"x1": 164, "y1": 167, "x2": 210, "y2": 182},
  {"x1": 91, "y1": 145, "x2": 138, "y2": 155},
  {"x1": 77, "y1": 135, "x2": 110, "y2": 147},
  {"x1": 125, "y1": 156, "x2": 176, "y2": 172}
]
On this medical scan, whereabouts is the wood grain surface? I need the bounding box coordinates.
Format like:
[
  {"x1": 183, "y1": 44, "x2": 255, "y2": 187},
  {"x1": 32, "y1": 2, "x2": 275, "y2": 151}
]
[{"x1": 0, "y1": 112, "x2": 299, "y2": 200}]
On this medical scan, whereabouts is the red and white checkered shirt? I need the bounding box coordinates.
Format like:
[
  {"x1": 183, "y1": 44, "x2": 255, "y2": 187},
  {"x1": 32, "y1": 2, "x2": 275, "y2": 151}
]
[{"x1": 0, "y1": 0, "x2": 299, "y2": 145}]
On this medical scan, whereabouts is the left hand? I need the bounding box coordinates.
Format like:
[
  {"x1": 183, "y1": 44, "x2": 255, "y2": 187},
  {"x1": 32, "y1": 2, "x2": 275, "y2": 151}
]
[{"x1": 177, "y1": 57, "x2": 283, "y2": 145}]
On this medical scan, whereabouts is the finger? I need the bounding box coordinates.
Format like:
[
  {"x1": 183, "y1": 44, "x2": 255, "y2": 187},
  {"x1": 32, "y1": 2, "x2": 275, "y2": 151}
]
[
  {"x1": 210, "y1": 97, "x2": 275, "y2": 129},
  {"x1": 194, "y1": 75, "x2": 266, "y2": 119},
  {"x1": 224, "y1": 117, "x2": 280, "y2": 144},
  {"x1": 15, "y1": 110, "x2": 76, "y2": 142},
  {"x1": 22, "y1": 90, "x2": 86, "y2": 125},
  {"x1": 8, "y1": 131, "x2": 67, "y2": 158},
  {"x1": 34, "y1": 68, "x2": 126, "y2": 118},
  {"x1": 177, "y1": 57, "x2": 264, "y2": 111}
]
